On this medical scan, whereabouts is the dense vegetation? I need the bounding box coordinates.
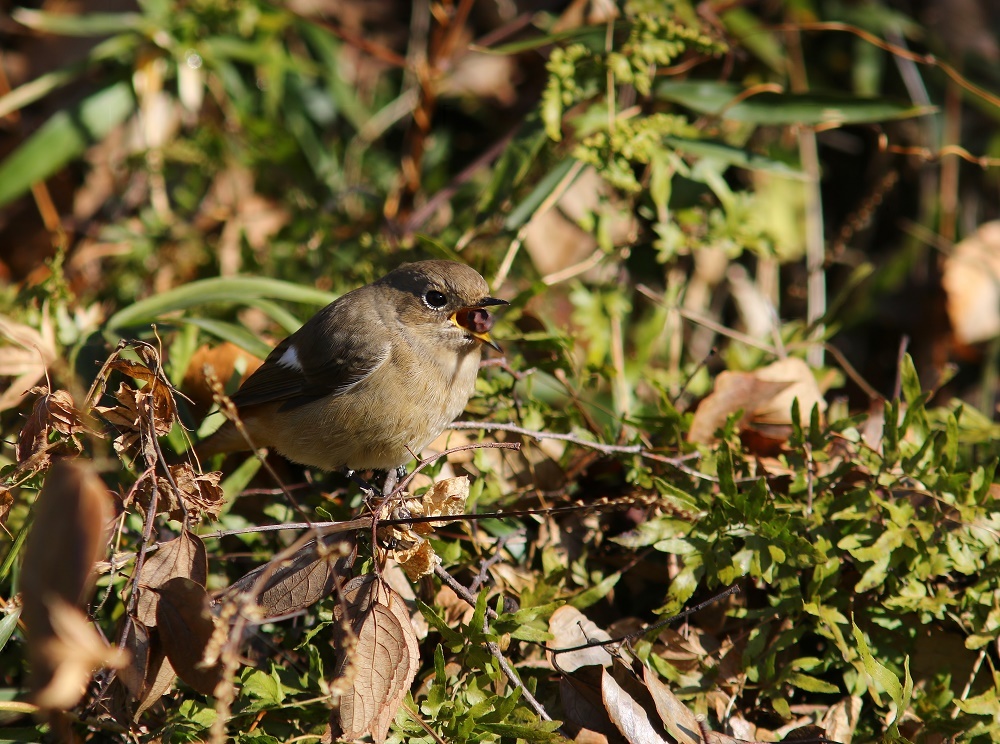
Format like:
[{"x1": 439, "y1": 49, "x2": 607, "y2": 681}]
[{"x1": 1, "y1": 0, "x2": 999, "y2": 741}]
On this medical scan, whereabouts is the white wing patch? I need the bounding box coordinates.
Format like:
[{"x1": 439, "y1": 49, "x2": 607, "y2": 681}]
[{"x1": 277, "y1": 344, "x2": 304, "y2": 371}]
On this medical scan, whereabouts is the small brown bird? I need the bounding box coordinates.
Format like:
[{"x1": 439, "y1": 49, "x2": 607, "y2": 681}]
[{"x1": 198, "y1": 260, "x2": 506, "y2": 488}]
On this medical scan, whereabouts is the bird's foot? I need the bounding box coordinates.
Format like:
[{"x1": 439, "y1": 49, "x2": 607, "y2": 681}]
[{"x1": 381, "y1": 465, "x2": 407, "y2": 497}]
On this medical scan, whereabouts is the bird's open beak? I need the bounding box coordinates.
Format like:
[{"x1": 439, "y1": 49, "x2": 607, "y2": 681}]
[{"x1": 450, "y1": 298, "x2": 508, "y2": 352}]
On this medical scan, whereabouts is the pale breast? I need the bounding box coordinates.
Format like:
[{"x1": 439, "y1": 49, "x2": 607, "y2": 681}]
[{"x1": 267, "y1": 344, "x2": 482, "y2": 471}]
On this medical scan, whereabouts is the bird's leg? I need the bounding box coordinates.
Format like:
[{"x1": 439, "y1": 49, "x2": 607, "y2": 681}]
[{"x1": 381, "y1": 465, "x2": 407, "y2": 497}]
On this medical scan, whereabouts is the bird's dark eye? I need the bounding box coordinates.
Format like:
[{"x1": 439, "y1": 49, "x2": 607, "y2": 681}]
[{"x1": 423, "y1": 290, "x2": 448, "y2": 309}]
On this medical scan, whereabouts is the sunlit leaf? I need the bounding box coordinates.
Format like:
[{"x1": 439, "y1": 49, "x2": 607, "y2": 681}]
[{"x1": 0, "y1": 82, "x2": 135, "y2": 207}]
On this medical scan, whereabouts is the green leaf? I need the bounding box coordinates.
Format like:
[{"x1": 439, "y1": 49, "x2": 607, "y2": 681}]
[
  {"x1": 570, "y1": 571, "x2": 621, "y2": 610},
  {"x1": 0, "y1": 519, "x2": 31, "y2": 582},
  {"x1": 656, "y1": 81, "x2": 935, "y2": 125},
  {"x1": 716, "y1": 442, "x2": 737, "y2": 500},
  {"x1": 105, "y1": 276, "x2": 338, "y2": 331},
  {"x1": 899, "y1": 353, "x2": 922, "y2": 406},
  {"x1": 0, "y1": 608, "x2": 21, "y2": 654},
  {"x1": 787, "y1": 672, "x2": 840, "y2": 693},
  {"x1": 665, "y1": 137, "x2": 805, "y2": 178},
  {"x1": 472, "y1": 24, "x2": 608, "y2": 56},
  {"x1": 504, "y1": 159, "x2": 581, "y2": 231},
  {"x1": 721, "y1": 9, "x2": 786, "y2": 72},
  {"x1": 241, "y1": 668, "x2": 284, "y2": 707},
  {"x1": 12, "y1": 8, "x2": 144, "y2": 35},
  {"x1": 0, "y1": 65, "x2": 82, "y2": 121},
  {"x1": 851, "y1": 619, "x2": 911, "y2": 724},
  {"x1": 176, "y1": 318, "x2": 273, "y2": 360},
  {"x1": 0, "y1": 82, "x2": 135, "y2": 208}
]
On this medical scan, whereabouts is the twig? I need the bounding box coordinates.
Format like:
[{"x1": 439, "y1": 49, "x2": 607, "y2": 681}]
[
  {"x1": 469, "y1": 530, "x2": 523, "y2": 593},
  {"x1": 636, "y1": 284, "x2": 779, "y2": 354},
  {"x1": 403, "y1": 126, "x2": 519, "y2": 234},
  {"x1": 448, "y1": 420, "x2": 770, "y2": 484},
  {"x1": 549, "y1": 584, "x2": 740, "y2": 656},
  {"x1": 433, "y1": 565, "x2": 554, "y2": 724},
  {"x1": 822, "y1": 342, "x2": 883, "y2": 401},
  {"x1": 449, "y1": 421, "x2": 643, "y2": 455},
  {"x1": 394, "y1": 441, "x2": 521, "y2": 496},
  {"x1": 493, "y1": 160, "x2": 586, "y2": 290}
]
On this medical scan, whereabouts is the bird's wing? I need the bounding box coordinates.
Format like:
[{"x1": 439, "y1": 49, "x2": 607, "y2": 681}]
[{"x1": 229, "y1": 300, "x2": 391, "y2": 411}]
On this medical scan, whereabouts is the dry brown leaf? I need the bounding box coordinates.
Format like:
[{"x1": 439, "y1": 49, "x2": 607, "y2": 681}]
[
  {"x1": 548, "y1": 605, "x2": 614, "y2": 673},
  {"x1": 391, "y1": 539, "x2": 437, "y2": 582},
  {"x1": 439, "y1": 52, "x2": 517, "y2": 105},
  {"x1": 0, "y1": 307, "x2": 57, "y2": 412},
  {"x1": 688, "y1": 372, "x2": 790, "y2": 444},
  {"x1": 135, "y1": 530, "x2": 209, "y2": 626},
  {"x1": 133, "y1": 464, "x2": 224, "y2": 520},
  {"x1": 821, "y1": 695, "x2": 862, "y2": 744},
  {"x1": 155, "y1": 576, "x2": 224, "y2": 696},
  {"x1": 601, "y1": 660, "x2": 671, "y2": 744},
  {"x1": 135, "y1": 463, "x2": 225, "y2": 521},
  {"x1": 182, "y1": 342, "x2": 262, "y2": 417},
  {"x1": 411, "y1": 476, "x2": 469, "y2": 531},
  {"x1": 95, "y1": 360, "x2": 179, "y2": 455},
  {"x1": 0, "y1": 486, "x2": 12, "y2": 528},
  {"x1": 16, "y1": 387, "x2": 86, "y2": 471},
  {"x1": 434, "y1": 584, "x2": 476, "y2": 628},
  {"x1": 22, "y1": 459, "x2": 116, "y2": 707},
  {"x1": 381, "y1": 477, "x2": 470, "y2": 580},
  {"x1": 560, "y1": 665, "x2": 621, "y2": 742},
  {"x1": 331, "y1": 575, "x2": 419, "y2": 744},
  {"x1": 703, "y1": 730, "x2": 770, "y2": 744},
  {"x1": 381, "y1": 560, "x2": 428, "y2": 641},
  {"x1": 118, "y1": 619, "x2": 152, "y2": 700},
  {"x1": 642, "y1": 665, "x2": 701, "y2": 744},
  {"x1": 523, "y1": 167, "x2": 634, "y2": 281},
  {"x1": 28, "y1": 598, "x2": 128, "y2": 710},
  {"x1": 753, "y1": 358, "x2": 827, "y2": 426},
  {"x1": 135, "y1": 630, "x2": 177, "y2": 718},
  {"x1": 688, "y1": 358, "x2": 825, "y2": 444},
  {"x1": 550, "y1": 607, "x2": 621, "y2": 740},
  {"x1": 221, "y1": 536, "x2": 354, "y2": 620},
  {"x1": 653, "y1": 628, "x2": 705, "y2": 674},
  {"x1": 942, "y1": 220, "x2": 1000, "y2": 345}
]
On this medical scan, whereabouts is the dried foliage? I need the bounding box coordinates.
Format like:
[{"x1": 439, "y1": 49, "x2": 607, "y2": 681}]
[
  {"x1": 330, "y1": 575, "x2": 420, "y2": 743},
  {"x1": 20, "y1": 460, "x2": 123, "y2": 710},
  {"x1": 1, "y1": 0, "x2": 1000, "y2": 742}
]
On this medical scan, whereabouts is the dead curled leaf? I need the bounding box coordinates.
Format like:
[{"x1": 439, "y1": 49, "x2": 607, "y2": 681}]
[
  {"x1": 330, "y1": 575, "x2": 419, "y2": 744},
  {"x1": 942, "y1": 220, "x2": 1000, "y2": 345},
  {"x1": 219, "y1": 535, "x2": 355, "y2": 620},
  {"x1": 95, "y1": 360, "x2": 179, "y2": 455},
  {"x1": 104, "y1": 618, "x2": 178, "y2": 723},
  {"x1": 16, "y1": 387, "x2": 87, "y2": 472},
  {"x1": 21, "y1": 459, "x2": 121, "y2": 709},
  {"x1": 688, "y1": 358, "x2": 826, "y2": 445},
  {"x1": 155, "y1": 576, "x2": 225, "y2": 696},
  {"x1": 134, "y1": 463, "x2": 225, "y2": 521},
  {"x1": 549, "y1": 606, "x2": 718, "y2": 744},
  {"x1": 135, "y1": 530, "x2": 208, "y2": 627},
  {"x1": 0, "y1": 306, "x2": 58, "y2": 413},
  {"x1": 29, "y1": 598, "x2": 128, "y2": 711},
  {"x1": 117, "y1": 619, "x2": 152, "y2": 700},
  {"x1": 602, "y1": 659, "x2": 672, "y2": 744},
  {"x1": 0, "y1": 486, "x2": 13, "y2": 528},
  {"x1": 379, "y1": 476, "x2": 469, "y2": 581}
]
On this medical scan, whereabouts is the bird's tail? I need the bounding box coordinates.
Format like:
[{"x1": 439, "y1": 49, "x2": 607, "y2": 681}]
[{"x1": 195, "y1": 420, "x2": 254, "y2": 460}]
